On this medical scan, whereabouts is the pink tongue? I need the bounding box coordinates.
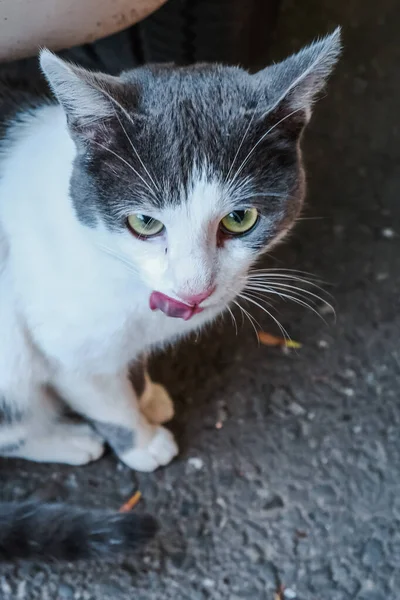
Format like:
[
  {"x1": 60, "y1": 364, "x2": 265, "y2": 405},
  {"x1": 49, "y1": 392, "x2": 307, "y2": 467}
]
[{"x1": 149, "y1": 291, "x2": 202, "y2": 320}]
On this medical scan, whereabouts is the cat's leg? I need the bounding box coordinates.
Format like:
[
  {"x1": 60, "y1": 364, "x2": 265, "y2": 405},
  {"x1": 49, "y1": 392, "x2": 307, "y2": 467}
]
[
  {"x1": 0, "y1": 302, "x2": 104, "y2": 465},
  {"x1": 55, "y1": 369, "x2": 178, "y2": 472},
  {"x1": 0, "y1": 389, "x2": 104, "y2": 465},
  {"x1": 129, "y1": 358, "x2": 174, "y2": 425}
]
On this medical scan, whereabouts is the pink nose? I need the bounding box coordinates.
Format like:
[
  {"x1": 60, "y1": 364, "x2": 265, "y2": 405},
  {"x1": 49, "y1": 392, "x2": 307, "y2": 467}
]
[{"x1": 179, "y1": 287, "x2": 215, "y2": 306}]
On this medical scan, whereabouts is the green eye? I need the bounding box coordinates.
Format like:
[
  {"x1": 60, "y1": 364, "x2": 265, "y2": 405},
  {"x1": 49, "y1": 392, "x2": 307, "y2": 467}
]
[
  {"x1": 220, "y1": 208, "x2": 259, "y2": 235},
  {"x1": 127, "y1": 214, "x2": 164, "y2": 237}
]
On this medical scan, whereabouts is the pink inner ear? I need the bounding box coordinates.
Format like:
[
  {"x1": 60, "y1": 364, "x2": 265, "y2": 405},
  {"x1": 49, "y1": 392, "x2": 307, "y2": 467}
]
[{"x1": 149, "y1": 291, "x2": 203, "y2": 321}]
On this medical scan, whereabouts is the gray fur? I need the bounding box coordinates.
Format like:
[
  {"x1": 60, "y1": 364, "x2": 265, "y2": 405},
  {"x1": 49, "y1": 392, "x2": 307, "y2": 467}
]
[
  {"x1": 39, "y1": 30, "x2": 341, "y2": 246},
  {"x1": 0, "y1": 396, "x2": 23, "y2": 425},
  {"x1": 0, "y1": 439, "x2": 25, "y2": 454},
  {"x1": 91, "y1": 420, "x2": 135, "y2": 453}
]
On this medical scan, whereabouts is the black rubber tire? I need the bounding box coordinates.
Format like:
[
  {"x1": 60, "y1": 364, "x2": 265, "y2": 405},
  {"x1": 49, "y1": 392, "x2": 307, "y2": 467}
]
[{"x1": 134, "y1": 0, "x2": 282, "y2": 67}]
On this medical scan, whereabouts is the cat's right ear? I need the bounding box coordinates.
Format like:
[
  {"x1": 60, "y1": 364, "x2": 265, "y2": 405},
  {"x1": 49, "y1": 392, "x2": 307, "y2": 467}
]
[
  {"x1": 39, "y1": 50, "x2": 121, "y2": 134},
  {"x1": 252, "y1": 28, "x2": 341, "y2": 127}
]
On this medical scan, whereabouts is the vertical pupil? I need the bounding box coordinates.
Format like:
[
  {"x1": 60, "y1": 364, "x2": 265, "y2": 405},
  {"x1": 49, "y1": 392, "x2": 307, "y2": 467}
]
[{"x1": 231, "y1": 211, "x2": 245, "y2": 223}]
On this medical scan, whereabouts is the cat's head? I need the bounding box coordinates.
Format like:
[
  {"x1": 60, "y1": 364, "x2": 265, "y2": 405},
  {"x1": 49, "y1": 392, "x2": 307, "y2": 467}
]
[{"x1": 40, "y1": 30, "x2": 340, "y2": 321}]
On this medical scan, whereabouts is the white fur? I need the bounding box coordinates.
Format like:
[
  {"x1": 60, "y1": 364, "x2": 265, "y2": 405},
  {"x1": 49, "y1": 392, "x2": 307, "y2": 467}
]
[{"x1": 0, "y1": 104, "x2": 257, "y2": 470}]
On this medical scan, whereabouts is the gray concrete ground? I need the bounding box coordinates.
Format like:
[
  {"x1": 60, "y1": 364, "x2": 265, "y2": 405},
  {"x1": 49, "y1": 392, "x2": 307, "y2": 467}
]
[{"x1": 1, "y1": 0, "x2": 400, "y2": 598}]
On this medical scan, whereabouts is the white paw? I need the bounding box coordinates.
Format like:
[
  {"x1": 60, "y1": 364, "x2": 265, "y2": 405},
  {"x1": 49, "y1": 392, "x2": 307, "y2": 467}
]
[
  {"x1": 120, "y1": 425, "x2": 178, "y2": 472},
  {"x1": 22, "y1": 423, "x2": 105, "y2": 466},
  {"x1": 58, "y1": 423, "x2": 105, "y2": 464},
  {"x1": 140, "y1": 383, "x2": 175, "y2": 424}
]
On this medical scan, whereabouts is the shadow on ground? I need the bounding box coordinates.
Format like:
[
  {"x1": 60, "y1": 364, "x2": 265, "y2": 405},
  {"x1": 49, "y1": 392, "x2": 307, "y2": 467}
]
[{"x1": 1, "y1": 0, "x2": 400, "y2": 598}]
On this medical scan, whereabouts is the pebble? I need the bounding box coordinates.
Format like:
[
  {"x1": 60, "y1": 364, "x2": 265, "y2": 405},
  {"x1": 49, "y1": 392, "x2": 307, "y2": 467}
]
[
  {"x1": 187, "y1": 457, "x2": 204, "y2": 470},
  {"x1": 317, "y1": 339, "x2": 329, "y2": 349},
  {"x1": 284, "y1": 589, "x2": 297, "y2": 600},
  {"x1": 344, "y1": 368, "x2": 356, "y2": 379},
  {"x1": 376, "y1": 272, "x2": 388, "y2": 281},
  {"x1": 342, "y1": 387, "x2": 355, "y2": 397},
  {"x1": 288, "y1": 401, "x2": 306, "y2": 416},
  {"x1": 58, "y1": 584, "x2": 75, "y2": 599},
  {"x1": 362, "y1": 538, "x2": 384, "y2": 567},
  {"x1": 381, "y1": 227, "x2": 395, "y2": 239}
]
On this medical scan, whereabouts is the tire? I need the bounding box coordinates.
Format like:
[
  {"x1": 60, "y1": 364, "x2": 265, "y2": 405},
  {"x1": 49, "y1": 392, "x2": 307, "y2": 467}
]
[{"x1": 134, "y1": 0, "x2": 282, "y2": 67}]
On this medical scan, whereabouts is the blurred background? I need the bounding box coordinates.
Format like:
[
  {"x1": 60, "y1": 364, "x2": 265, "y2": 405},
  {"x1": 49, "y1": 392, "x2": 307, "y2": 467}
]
[{"x1": 1, "y1": 1, "x2": 400, "y2": 599}]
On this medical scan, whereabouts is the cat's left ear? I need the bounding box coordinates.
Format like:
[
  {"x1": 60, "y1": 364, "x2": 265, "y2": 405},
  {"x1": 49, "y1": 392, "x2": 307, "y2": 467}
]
[
  {"x1": 40, "y1": 50, "x2": 122, "y2": 133},
  {"x1": 253, "y1": 28, "x2": 341, "y2": 125}
]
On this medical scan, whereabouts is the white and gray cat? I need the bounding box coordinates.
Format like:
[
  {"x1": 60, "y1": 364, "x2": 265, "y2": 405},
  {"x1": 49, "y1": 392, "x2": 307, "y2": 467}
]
[{"x1": 0, "y1": 29, "x2": 340, "y2": 560}]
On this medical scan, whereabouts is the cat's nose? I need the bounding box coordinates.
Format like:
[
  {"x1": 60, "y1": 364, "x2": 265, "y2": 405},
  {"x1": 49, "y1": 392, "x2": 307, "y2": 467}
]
[{"x1": 179, "y1": 287, "x2": 215, "y2": 306}]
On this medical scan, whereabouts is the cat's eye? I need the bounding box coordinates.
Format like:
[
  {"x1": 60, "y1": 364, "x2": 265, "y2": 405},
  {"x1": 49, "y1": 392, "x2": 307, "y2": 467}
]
[
  {"x1": 220, "y1": 208, "x2": 259, "y2": 235},
  {"x1": 127, "y1": 214, "x2": 165, "y2": 237}
]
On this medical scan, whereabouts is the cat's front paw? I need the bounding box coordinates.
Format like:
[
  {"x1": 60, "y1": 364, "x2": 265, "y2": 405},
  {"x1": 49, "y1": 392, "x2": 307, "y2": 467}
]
[
  {"x1": 120, "y1": 426, "x2": 178, "y2": 472},
  {"x1": 140, "y1": 383, "x2": 175, "y2": 424},
  {"x1": 20, "y1": 423, "x2": 105, "y2": 465}
]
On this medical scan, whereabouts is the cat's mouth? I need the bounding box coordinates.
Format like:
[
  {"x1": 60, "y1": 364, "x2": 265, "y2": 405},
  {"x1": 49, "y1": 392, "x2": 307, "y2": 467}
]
[{"x1": 149, "y1": 291, "x2": 204, "y2": 321}]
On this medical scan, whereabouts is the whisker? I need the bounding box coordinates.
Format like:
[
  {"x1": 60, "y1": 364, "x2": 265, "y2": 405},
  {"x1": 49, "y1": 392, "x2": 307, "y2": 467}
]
[
  {"x1": 230, "y1": 107, "x2": 304, "y2": 186},
  {"x1": 92, "y1": 84, "x2": 161, "y2": 194},
  {"x1": 226, "y1": 305, "x2": 238, "y2": 335},
  {"x1": 233, "y1": 300, "x2": 260, "y2": 341},
  {"x1": 249, "y1": 267, "x2": 325, "y2": 282},
  {"x1": 246, "y1": 281, "x2": 335, "y2": 314},
  {"x1": 113, "y1": 109, "x2": 160, "y2": 194},
  {"x1": 246, "y1": 285, "x2": 329, "y2": 323},
  {"x1": 90, "y1": 139, "x2": 156, "y2": 197},
  {"x1": 242, "y1": 288, "x2": 276, "y2": 308},
  {"x1": 95, "y1": 243, "x2": 138, "y2": 276},
  {"x1": 136, "y1": 216, "x2": 160, "y2": 240},
  {"x1": 224, "y1": 96, "x2": 263, "y2": 185},
  {"x1": 239, "y1": 292, "x2": 292, "y2": 343},
  {"x1": 248, "y1": 273, "x2": 330, "y2": 293},
  {"x1": 247, "y1": 283, "x2": 319, "y2": 306}
]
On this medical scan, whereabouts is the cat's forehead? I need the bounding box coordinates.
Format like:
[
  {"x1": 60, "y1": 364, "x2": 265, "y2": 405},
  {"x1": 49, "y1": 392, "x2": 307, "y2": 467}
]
[
  {"x1": 121, "y1": 64, "x2": 257, "y2": 115},
  {"x1": 103, "y1": 65, "x2": 287, "y2": 206}
]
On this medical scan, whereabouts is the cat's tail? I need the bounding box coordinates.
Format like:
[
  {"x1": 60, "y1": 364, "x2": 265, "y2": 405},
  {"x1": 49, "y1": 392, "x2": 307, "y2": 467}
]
[{"x1": 0, "y1": 501, "x2": 158, "y2": 561}]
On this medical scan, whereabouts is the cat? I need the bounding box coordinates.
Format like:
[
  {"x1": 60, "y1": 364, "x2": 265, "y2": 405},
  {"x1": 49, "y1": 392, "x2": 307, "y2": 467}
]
[{"x1": 0, "y1": 29, "x2": 340, "y2": 560}]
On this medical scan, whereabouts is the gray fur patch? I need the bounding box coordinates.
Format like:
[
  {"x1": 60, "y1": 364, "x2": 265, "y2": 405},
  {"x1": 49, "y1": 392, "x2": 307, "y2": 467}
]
[
  {"x1": 38, "y1": 31, "x2": 340, "y2": 237},
  {"x1": 128, "y1": 358, "x2": 146, "y2": 398},
  {"x1": 0, "y1": 396, "x2": 23, "y2": 426},
  {"x1": 91, "y1": 420, "x2": 135, "y2": 454},
  {"x1": 0, "y1": 439, "x2": 25, "y2": 455}
]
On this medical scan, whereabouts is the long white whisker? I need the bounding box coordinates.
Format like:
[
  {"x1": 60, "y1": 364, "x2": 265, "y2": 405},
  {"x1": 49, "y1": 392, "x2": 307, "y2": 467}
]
[
  {"x1": 233, "y1": 300, "x2": 259, "y2": 341},
  {"x1": 95, "y1": 243, "x2": 138, "y2": 275},
  {"x1": 248, "y1": 273, "x2": 331, "y2": 295},
  {"x1": 230, "y1": 107, "x2": 304, "y2": 186},
  {"x1": 239, "y1": 292, "x2": 292, "y2": 343},
  {"x1": 93, "y1": 84, "x2": 161, "y2": 194},
  {"x1": 247, "y1": 281, "x2": 335, "y2": 314},
  {"x1": 246, "y1": 285, "x2": 328, "y2": 323},
  {"x1": 247, "y1": 283, "x2": 318, "y2": 306},
  {"x1": 226, "y1": 305, "x2": 238, "y2": 335},
  {"x1": 90, "y1": 139, "x2": 156, "y2": 197},
  {"x1": 249, "y1": 267, "x2": 325, "y2": 281},
  {"x1": 224, "y1": 95, "x2": 263, "y2": 185},
  {"x1": 113, "y1": 109, "x2": 160, "y2": 194},
  {"x1": 243, "y1": 289, "x2": 276, "y2": 308}
]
